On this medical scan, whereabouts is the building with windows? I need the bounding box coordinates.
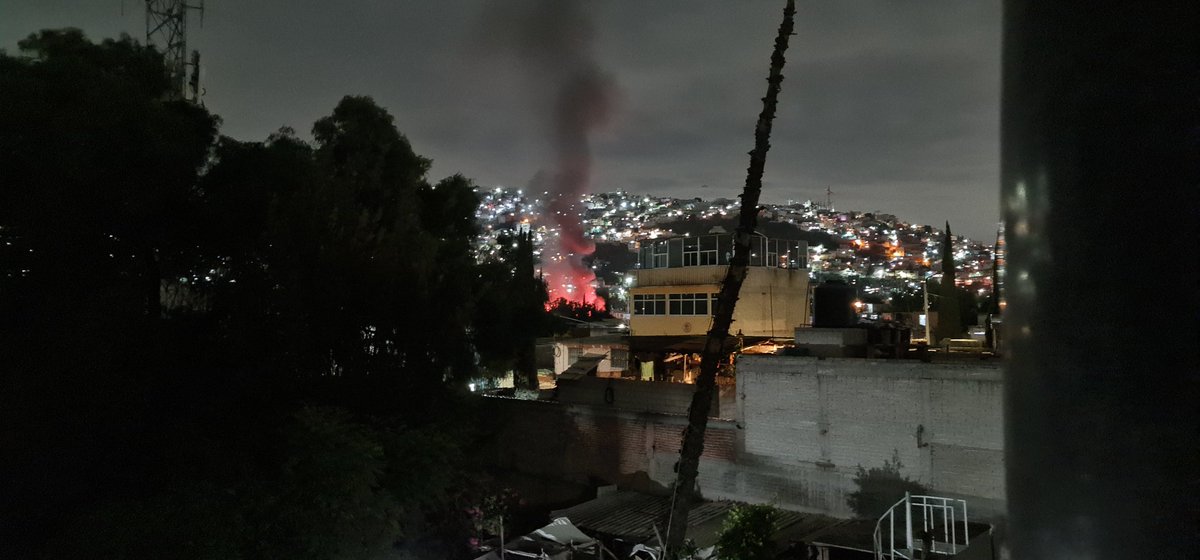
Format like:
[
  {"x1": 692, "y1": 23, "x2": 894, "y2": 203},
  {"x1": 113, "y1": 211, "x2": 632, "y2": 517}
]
[
  {"x1": 628, "y1": 234, "x2": 810, "y2": 380},
  {"x1": 550, "y1": 335, "x2": 630, "y2": 378}
]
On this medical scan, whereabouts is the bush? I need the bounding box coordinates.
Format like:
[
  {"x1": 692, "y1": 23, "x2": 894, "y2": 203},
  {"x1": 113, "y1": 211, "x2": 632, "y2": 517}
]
[
  {"x1": 715, "y1": 503, "x2": 780, "y2": 560},
  {"x1": 846, "y1": 453, "x2": 928, "y2": 519}
]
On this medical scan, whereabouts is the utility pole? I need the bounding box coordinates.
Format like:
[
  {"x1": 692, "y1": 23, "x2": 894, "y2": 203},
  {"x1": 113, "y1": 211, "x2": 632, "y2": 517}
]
[
  {"x1": 923, "y1": 279, "x2": 931, "y2": 343},
  {"x1": 145, "y1": 0, "x2": 206, "y2": 102}
]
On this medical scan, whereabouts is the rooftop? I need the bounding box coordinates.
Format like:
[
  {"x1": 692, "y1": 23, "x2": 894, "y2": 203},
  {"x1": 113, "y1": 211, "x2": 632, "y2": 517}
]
[{"x1": 637, "y1": 233, "x2": 807, "y2": 270}]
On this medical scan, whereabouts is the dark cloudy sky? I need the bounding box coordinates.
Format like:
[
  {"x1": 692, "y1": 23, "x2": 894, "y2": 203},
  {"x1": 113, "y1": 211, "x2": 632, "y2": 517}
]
[{"x1": 3, "y1": 1, "x2": 1002, "y2": 240}]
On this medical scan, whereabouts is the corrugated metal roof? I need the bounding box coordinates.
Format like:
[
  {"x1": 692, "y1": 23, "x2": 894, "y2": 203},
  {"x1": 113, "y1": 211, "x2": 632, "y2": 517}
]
[
  {"x1": 551, "y1": 490, "x2": 841, "y2": 549},
  {"x1": 558, "y1": 354, "x2": 607, "y2": 379},
  {"x1": 553, "y1": 491, "x2": 729, "y2": 543}
]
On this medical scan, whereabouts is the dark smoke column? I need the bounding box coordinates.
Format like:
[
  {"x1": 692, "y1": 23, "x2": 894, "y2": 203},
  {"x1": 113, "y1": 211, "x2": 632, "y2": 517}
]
[
  {"x1": 486, "y1": 0, "x2": 617, "y2": 309},
  {"x1": 545, "y1": 64, "x2": 614, "y2": 308}
]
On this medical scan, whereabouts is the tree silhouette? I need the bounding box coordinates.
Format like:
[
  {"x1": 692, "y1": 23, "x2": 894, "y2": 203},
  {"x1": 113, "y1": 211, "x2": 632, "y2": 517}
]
[
  {"x1": 935, "y1": 222, "x2": 963, "y2": 341},
  {"x1": 474, "y1": 232, "x2": 550, "y2": 389},
  {"x1": 664, "y1": 2, "x2": 796, "y2": 557},
  {"x1": 1, "y1": 31, "x2": 492, "y2": 557}
]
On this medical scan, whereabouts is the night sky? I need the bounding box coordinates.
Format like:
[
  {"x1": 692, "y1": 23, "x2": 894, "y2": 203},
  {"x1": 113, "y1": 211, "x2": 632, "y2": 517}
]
[{"x1": 3, "y1": 1, "x2": 1002, "y2": 240}]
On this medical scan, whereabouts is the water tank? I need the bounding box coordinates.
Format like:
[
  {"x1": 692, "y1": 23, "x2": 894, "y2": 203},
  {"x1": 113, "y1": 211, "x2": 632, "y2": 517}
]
[{"x1": 812, "y1": 280, "x2": 857, "y2": 328}]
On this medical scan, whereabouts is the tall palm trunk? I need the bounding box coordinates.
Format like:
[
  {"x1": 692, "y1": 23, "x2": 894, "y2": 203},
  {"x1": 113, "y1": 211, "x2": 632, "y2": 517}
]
[{"x1": 662, "y1": 2, "x2": 796, "y2": 558}]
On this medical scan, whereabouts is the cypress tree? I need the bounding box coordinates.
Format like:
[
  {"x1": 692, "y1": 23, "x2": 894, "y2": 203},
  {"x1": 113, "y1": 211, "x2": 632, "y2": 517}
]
[{"x1": 936, "y1": 222, "x2": 962, "y2": 342}]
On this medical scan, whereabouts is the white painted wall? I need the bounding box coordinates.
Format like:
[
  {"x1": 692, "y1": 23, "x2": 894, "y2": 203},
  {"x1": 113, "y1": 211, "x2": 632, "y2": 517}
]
[{"x1": 727, "y1": 356, "x2": 1005, "y2": 517}]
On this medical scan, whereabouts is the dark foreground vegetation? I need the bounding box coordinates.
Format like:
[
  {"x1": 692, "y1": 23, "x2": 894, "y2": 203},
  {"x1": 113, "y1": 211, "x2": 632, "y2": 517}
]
[{"x1": 1, "y1": 30, "x2": 545, "y2": 559}]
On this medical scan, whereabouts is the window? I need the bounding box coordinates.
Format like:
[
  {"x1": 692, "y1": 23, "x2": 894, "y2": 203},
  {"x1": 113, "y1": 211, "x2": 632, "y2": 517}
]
[
  {"x1": 610, "y1": 349, "x2": 628, "y2": 370},
  {"x1": 652, "y1": 241, "x2": 669, "y2": 268},
  {"x1": 699, "y1": 235, "x2": 720, "y2": 265},
  {"x1": 683, "y1": 237, "x2": 700, "y2": 266},
  {"x1": 633, "y1": 293, "x2": 666, "y2": 315},
  {"x1": 567, "y1": 347, "x2": 582, "y2": 364},
  {"x1": 766, "y1": 238, "x2": 779, "y2": 267},
  {"x1": 669, "y1": 293, "x2": 711, "y2": 315}
]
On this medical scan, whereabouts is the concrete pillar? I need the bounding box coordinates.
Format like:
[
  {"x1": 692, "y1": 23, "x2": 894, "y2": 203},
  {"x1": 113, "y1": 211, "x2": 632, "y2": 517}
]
[{"x1": 1002, "y1": 2, "x2": 1199, "y2": 558}]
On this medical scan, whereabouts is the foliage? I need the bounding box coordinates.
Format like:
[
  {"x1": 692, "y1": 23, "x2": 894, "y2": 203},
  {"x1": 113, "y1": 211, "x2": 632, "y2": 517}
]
[
  {"x1": 472, "y1": 232, "x2": 550, "y2": 388},
  {"x1": 887, "y1": 281, "x2": 979, "y2": 329},
  {"x1": 715, "y1": 504, "x2": 781, "y2": 560},
  {"x1": 935, "y1": 222, "x2": 963, "y2": 341},
  {"x1": 0, "y1": 29, "x2": 504, "y2": 558},
  {"x1": 548, "y1": 298, "x2": 611, "y2": 324},
  {"x1": 846, "y1": 453, "x2": 929, "y2": 519},
  {"x1": 467, "y1": 487, "x2": 523, "y2": 544},
  {"x1": 44, "y1": 406, "x2": 474, "y2": 560},
  {"x1": 0, "y1": 29, "x2": 218, "y2": 317},
  {"x1": 588, "y1": 240, "x2": 639, "y2": 287}
]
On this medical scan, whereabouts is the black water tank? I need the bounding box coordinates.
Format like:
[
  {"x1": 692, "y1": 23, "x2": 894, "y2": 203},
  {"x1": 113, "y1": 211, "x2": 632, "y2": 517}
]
[{"x1": 812, "y1": 281, "x2": 856, "y2": 328}]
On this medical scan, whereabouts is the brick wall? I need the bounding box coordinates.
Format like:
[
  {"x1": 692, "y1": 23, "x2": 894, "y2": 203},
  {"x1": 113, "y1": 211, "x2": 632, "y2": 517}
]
[
  {"x1": 479, "y1": 398, "x2": 735, "y2": 489},
  {"x1": 555, "y1": 376, "x2": 719, "y2": 417}
]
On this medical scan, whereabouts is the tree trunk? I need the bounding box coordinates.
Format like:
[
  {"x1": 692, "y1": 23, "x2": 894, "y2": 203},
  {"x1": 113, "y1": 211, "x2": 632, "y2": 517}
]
[
  {"x1": 142, "y1": 245, "x2": 161, "y2": 319},
  {"x1": 662, "y1": 2, "x2": 796, "y2": 558}
]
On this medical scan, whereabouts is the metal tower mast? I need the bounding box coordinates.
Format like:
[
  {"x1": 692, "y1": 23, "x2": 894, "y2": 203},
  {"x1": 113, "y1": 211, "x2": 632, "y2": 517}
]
[{"x1": 145, "y1": 0, "x2": 205, "y2": 102}]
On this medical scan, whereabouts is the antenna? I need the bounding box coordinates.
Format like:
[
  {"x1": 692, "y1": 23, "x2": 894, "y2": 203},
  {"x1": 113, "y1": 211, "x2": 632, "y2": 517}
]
[
  {"x1": 825, "y1": 186, "x2": 833, "y2": 209},
  {"x1": 144, "y1": 0, "x2": 206, "y2": 102}
]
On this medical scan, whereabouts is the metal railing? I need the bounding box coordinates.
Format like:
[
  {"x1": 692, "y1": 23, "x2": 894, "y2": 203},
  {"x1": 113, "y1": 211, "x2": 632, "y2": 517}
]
[{"x1": 873, "y1": 493, "x2": 969, "y2": 559}]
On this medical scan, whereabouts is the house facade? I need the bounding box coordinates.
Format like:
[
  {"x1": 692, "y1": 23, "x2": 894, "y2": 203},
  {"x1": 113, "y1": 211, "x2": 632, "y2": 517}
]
[{"x1": 630, "y1": 233, "x2": 810, "y2": 339}]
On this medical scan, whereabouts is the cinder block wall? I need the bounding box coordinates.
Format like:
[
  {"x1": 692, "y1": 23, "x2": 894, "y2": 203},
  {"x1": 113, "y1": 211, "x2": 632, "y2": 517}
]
[
  {"x1": 732, "y1": 356, "x2": 1005, "y2": 517},
  {"x1": 481, "y1": 356, "x2": 1006, "y2": 520}
]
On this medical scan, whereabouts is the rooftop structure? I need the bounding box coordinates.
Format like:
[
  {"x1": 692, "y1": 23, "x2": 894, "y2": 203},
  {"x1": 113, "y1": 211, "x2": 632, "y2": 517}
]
[
  {"x1": 629, "y1": 235, "x2": 809, "y2": 347},
  {"x1": 635, "y1": 233, "x2": 807, "y2": 270}
]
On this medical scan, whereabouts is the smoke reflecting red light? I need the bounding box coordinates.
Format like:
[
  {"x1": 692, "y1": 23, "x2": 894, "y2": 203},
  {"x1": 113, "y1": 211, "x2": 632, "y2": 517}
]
[
  {"x1": 542, "y1": 250, "x2": 605, "y2": 312},
  {"x1": 487, "y1": 0, "x2": 617, "y2": 311}
]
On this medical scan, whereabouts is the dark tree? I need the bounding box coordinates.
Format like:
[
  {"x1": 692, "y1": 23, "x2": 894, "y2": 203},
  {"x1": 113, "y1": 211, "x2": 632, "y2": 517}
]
[
  {"x1": 0, "y1": 30, "x2": 220, "y2": 553},
  {"x1": 664, "y1": 2, "x2": 796, "y2": 557},
  {"x1": 473, "y1": 232, "x2": 550, "y2": 389},
  {"x1": 888, "y1": 281, "x2": 978, "y2": 330},
  {"x1": 547, "y1": 298, "x2": 611, "y2": 324},
  {"x1": 935, "y1": 222, "x2": 963, "y2": 341},
  {"x1": 716, "y1": 504, "x2": 782, "y2": 560},
  {"x1": 1, "y1": 31, "x2": 491, "y2": 558}
]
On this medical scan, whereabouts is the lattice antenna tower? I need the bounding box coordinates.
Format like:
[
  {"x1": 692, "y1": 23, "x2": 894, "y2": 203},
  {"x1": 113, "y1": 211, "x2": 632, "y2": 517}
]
[{"x1": 145, "y1": 0, "x2": 205, "y2": 102}]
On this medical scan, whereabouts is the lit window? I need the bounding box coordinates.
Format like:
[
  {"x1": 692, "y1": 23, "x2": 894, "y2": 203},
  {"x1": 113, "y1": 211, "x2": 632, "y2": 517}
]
[
  {"x1": 653, "y1": 241, "x2": 669, "y2": 268},
  {"x1": 633, "y1": 293, "x2": 667, "y2": 315},
  {"x1": 669, "y1": 293, "x2": 711, "y2": 315}
]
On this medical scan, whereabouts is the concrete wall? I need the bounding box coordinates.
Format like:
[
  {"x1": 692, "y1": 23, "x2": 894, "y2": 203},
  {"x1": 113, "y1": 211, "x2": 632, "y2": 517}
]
[
  {"x1": 555, "y1": 376, "x2": 713, "y2": 417},
  {"x1": 482, "y1": 355, "x2": 1005, "y2": 520},
  {"x1": 732, "y1": 356, "x2": 1005, "y2": 517}
]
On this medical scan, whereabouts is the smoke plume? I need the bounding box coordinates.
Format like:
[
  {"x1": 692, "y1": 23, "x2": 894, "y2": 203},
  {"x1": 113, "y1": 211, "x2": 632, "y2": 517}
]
[{"x1": 482, "y1": 0, "x2": 618, "y2": 309}]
